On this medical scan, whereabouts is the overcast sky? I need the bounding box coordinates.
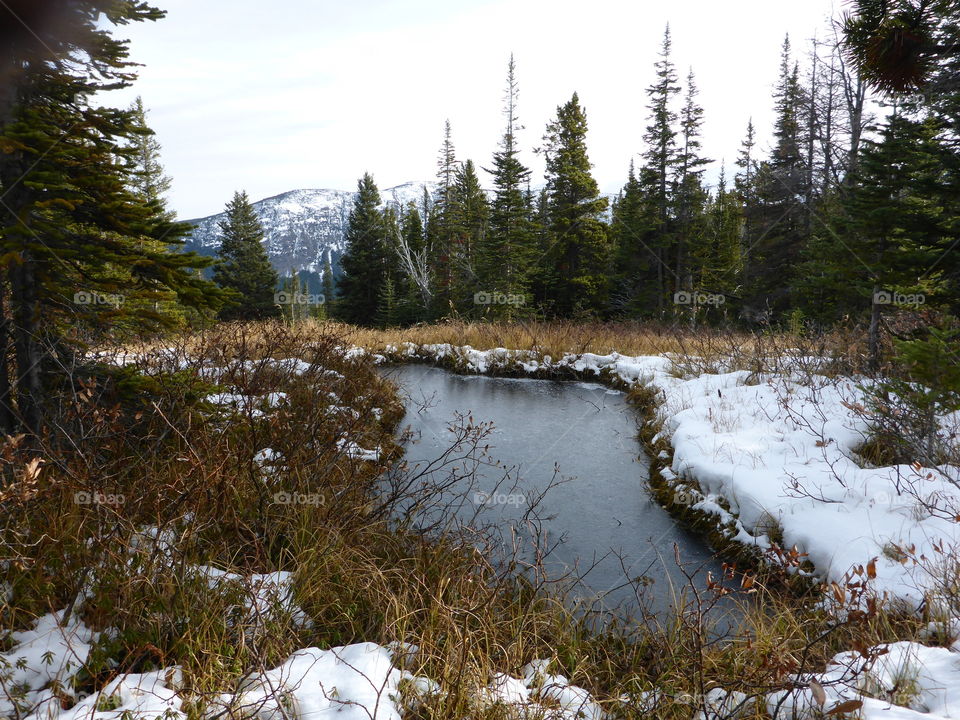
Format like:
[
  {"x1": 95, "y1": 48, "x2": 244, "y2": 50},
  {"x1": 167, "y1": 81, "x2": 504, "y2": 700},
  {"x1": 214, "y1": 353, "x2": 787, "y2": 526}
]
[{"x1": 109, "y1": 0, "x2": 843, "y2": 219}]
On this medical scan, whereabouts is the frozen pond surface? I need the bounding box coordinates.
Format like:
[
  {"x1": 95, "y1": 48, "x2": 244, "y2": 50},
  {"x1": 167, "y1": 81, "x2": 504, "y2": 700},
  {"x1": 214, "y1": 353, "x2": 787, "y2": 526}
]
[{"x1": 381, "y1": 363, "x2": 735, "y2": 621}]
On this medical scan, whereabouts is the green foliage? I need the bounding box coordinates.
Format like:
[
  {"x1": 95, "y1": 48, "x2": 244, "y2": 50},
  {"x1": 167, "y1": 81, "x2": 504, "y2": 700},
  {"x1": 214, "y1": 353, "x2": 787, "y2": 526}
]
[
  {"x1": 864, "y1": 323, "x2": 960, "y2": 465},
  {"x1": 610, "y1": 161, "x2": 655, "y2": 316},
  {"x1": 478, "y1": 55, "x2": 537, "y2": 319},
  {"x1": 742, "y1": 36, "x2": 810, "y2": 315},
  {"x1": 0, "y1": 0, "x2": 223, "y2": 433},
  {"x1": 538, "y1": 93, "x2": 611, "y2": 316},
  {"x1": 213, "y1": 191, "x2": 281, "y2": 321},
  {"x1": 336, "y1": 174, "x2": 392, "y2": 326}
]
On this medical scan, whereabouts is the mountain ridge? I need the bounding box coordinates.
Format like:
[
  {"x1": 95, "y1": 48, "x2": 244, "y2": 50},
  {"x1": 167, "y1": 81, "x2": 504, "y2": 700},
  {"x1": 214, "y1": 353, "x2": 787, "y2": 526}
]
[{"x1": 184, "y1": 181, "x2": 434, "y2": 280}]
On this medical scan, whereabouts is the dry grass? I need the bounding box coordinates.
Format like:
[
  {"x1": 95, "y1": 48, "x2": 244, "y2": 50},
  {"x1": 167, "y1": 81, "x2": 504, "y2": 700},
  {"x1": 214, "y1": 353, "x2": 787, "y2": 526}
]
[{"x1": 331, "y1": 318, "x2": 873, "y2": 378}]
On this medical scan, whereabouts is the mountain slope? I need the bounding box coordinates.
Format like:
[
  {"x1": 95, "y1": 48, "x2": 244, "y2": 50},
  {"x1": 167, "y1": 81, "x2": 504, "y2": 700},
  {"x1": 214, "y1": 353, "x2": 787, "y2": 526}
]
[{"x1": 184, "y1": 182, "x2": 431, "y2": 278}]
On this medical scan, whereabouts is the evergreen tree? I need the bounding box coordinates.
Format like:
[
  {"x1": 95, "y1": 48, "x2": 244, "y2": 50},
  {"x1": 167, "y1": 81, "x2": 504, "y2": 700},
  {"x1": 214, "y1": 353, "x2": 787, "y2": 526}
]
[
  {"x1": 278, "y1": 270, "x2": 311, "y2": 323},
  {"x1": 800, "y1": 111, "x2": 943, "y2": 366},
  {"x1": 0, "y1": 1, "x2": 222, "y2": 433},
  {"x1": 479, "y1": 55, "x2": 537, "y2": 318},
  {"x1": 735, "y1": 119, "x2": 760, "y2": 269},
  {"x1": 128, "y1": 96, "x2": 173, "y2": 217},
  {"x1": 610, "y1": 160, "x2": 655, "y2": 315},
  {"x1": 744, "y1": 36, "x2": 810, "y2": 317},
  {"x1": 321, "y1": 258, "x2": 336, "y2": 320},
  {"x1": 395, "y1": 201, "x2": 431, "y2": 321},
  {"x1": 337, "y1": 174, "x2": 390, "y2": 325},
  {"x1": 429, "y1": 121, "x2": 458, "y2": 315},
  {"x1": 539, "y1": 93, "x2": 611, "y2": 316},
  {"x1": 213, "y1": 191, "x2": 280, "y2": 321},
  {"x1": 375, "y1": 274, "x2": 399, "y2": 328},
  {"x1": 640, "y1": 25, "x2": 682, "y2": 311},
  {"x1": 448, "y1": 159, "x2": 489, "y2": 311},
  {"x1": 673, "y1": 69, "x2": 712, "y2": 300},
  {"x1": 697, "y1": 165, "x2": 742, "y2": 300}
]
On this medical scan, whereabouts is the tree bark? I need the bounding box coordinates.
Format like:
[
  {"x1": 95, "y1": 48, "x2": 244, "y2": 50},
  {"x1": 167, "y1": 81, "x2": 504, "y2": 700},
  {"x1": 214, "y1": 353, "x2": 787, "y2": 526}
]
[
  {"x1": 868, "y1": 284, "x2": 882, "y2": 373},
  {"x1": 0, "y1": 282, "x2": 14, "y2": 434},
  {"x1": 9, "y1": 255, "x2": 43, "y2": 434}
]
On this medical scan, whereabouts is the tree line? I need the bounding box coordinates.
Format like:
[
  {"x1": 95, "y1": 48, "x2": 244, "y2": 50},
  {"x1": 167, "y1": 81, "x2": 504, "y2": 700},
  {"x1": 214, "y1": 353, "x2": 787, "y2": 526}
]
[
  {"x1": 0, "y1": 0, "x2": 956, "y2": 435},
  {"x1": 328, "y1": 18, "x2": 958, "y2": 345}
]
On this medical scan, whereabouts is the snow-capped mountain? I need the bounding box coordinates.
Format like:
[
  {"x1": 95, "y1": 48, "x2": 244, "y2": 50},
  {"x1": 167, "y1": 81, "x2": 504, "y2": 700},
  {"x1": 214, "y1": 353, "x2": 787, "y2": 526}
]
[{"x1": 185, "y1": 181, "x2": 432, "y2": 279}]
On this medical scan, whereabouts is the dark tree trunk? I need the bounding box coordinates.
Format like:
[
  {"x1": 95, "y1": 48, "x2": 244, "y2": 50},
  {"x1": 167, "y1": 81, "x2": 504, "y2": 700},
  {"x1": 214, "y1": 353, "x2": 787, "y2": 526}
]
[
  {"x1": 0, "y1": 282, "x2": 15, "y2": 434},
  {"x1": 9, "y1": 256, "x2": 43, "y2": 434},
  {"x1": 868, "y1": 285, "x2": 882, "y2": 373}
]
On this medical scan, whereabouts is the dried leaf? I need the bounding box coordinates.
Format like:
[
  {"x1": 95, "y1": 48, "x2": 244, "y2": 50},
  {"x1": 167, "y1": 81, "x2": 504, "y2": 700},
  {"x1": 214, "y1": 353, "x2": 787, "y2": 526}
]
[
  {"x1": 827, "y1": 699, "x2": 863, "y2": 715},
  {"x1": 23, "y1": 457, "x2": 43, "y2": 483},
  {"x1": 810, "y1": 680, "x2": 826, "y2": 707}
]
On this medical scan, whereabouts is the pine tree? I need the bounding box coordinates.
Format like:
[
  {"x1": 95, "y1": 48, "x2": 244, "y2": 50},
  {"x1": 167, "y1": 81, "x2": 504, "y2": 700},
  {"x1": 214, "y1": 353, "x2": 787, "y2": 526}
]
[
  {"x1": 801, "y1": 111, "x2": 942, "y2": 366},
  {"x1": 429, "y1": 121, "x2": 458, "y2": 315},
  {"x1": 744, "y1": 35, "x2": 810, "y2": 317},
  {"x1": 540, "y1": 93, "x2": 611, "y2": 316},
  {"x1": 0, "y1": 1, "x2": 222, "y2": 433},
  {"x1": 479, "y1": 54, "x2": 537, "y2": 318},
  {"x1": 213, "y1": 191, "x2": 280, "y2": 321},
  {"x1": 128, "y1": 96, "x2": 173, "y2": 217},
  {"x1": 448, "y1": 159, "x2": 489, "y2": 311},
  {"x1": 610, "y1": 160, "x2": 655, "y2": 315},
  {"x1": 640, "y1": 25, "x2": 682, "y2": 311},
  {"x1": 673, "y1": 68, "x2": 712, "y2": 301},
  {"x1": 337, "y1": 174, "x2": 390, "y2": 326}
]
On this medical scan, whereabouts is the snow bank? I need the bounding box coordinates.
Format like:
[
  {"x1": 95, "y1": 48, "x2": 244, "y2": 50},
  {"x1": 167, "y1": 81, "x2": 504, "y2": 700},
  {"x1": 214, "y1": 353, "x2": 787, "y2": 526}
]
[{"x1": 0, "y1": 611, "x2": 95, "y2": 718}]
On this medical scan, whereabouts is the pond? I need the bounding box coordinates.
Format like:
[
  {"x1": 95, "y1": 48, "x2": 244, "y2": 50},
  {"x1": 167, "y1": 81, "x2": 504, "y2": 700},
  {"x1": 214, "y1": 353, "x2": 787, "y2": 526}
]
[{"x1": 380, "y1": 363, "x2": 735, "y2": 622}]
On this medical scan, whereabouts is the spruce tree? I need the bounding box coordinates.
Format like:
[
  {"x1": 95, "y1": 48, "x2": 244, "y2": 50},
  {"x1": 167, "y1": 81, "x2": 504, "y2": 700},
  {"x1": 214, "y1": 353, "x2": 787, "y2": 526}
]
[
  {"x1": 540, "y1": 93, "x2": 610, "y2": 316},
  {"x1": 128, "y1": 96, "x2": 173, "y2": 217},
  {"x1": 375, "y1": 274, "x2": 399, "y2": 328},
  {"x1": 735, "y1": 119, "x2": 759, "y2": 269},
  {"x1": 801, "y1": 111, "x2": 942, "y2": 366},
  {"x1": 395, "y1": 201, "x2": 431, "y2": 321},
  {"x1": 696, "y1": 166, "x2": 742, "y2": 301},
  {"x1": 744, "y1": 36, "x2": 810, "y2": 317},
  {"x1": 213, "y1": 191, "x2": 281, "y2": 321},
  {"x1": 640, "y1": 25, "x2": 682, "y2": 311},
  {"x1": 321, "y1": 258, "x2": 336, "y2": 320},
  {"x1": 673, "y1": 69, "x2": 712, "y2": 301},
  {"x1": 610, "y1": 160, "x2": 655, "y2": 315},
  {"x1": 447, "y1": 160, "x2": 487, "y2": 309},
  {"x1": 479, "y1": 55, "x2": 536, "y2": 318},
  {"x1": 337, "y1": 174, "x2": 390, "y2": 326},
  {"x1": 429, "y1": 121, "x2": 458, "y2": 315},
  {"x1": 0, "y1": 1, "x2": 222, "y2": 433}
]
